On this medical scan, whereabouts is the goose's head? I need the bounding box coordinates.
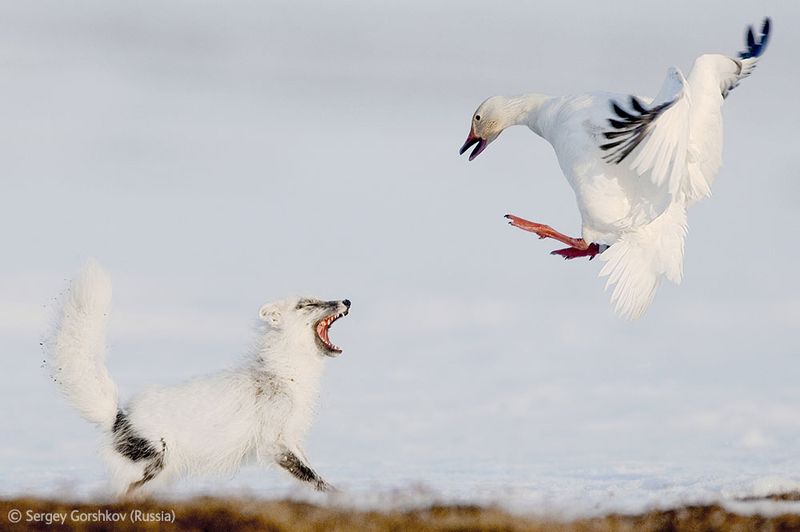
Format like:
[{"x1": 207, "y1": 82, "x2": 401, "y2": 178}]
[{"x1": 459, "y1": 96, "x2": 507, "y2": 161}]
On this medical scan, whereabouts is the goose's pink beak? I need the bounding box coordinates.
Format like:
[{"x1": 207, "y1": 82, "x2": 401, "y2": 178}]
[{"x1": 459, "y1": 127, "x2": 487, "y2": 161}]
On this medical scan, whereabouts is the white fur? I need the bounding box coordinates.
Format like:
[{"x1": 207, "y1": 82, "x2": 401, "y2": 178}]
[
  {"x1": 52, "y1": 258, "x2": 118, "y2": 428},
  {"x1": 50, "y1": 261, "x2": 348, "y2": 496}
]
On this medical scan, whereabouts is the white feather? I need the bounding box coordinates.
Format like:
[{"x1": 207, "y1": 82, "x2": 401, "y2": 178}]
[{"x1": 598, "y1": 201, "x2": 687, "y2": 320}]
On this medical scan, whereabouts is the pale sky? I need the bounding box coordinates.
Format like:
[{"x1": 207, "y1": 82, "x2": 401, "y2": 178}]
[{"x1": 1, "y1": 0, "x2": 799, "y2": 506}]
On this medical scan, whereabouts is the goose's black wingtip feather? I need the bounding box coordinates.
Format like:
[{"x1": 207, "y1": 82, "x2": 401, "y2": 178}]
[
  {"x1": 739, "y1": 17, "x2": 771, "y2": 59},
  {"x1": 630, "y1": 96, "x2": 647, "y2": 114},
  {"x1": 760, "y1": 17, "x2": 771, "y2": 53},
  {"x1": 611, "y1": 102, "x2": 634, "y2": 120},
  {"x1": 746, "y1": 27, "x2": 756, "y2": 51}
]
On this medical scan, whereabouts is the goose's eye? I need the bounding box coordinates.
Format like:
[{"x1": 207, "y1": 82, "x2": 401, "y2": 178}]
[{"x1": 475, "y1": 115, "x2": 481, "y2": 121}]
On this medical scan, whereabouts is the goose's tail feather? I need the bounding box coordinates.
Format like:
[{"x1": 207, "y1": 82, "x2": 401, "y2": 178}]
[{"x1": 598, "y1": 202, "x2": 687, "y2": 319}]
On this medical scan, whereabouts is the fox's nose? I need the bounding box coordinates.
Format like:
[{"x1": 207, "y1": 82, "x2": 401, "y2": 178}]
[{"x1": 342, "y1": 299, "x2": 351, "y2": 308}]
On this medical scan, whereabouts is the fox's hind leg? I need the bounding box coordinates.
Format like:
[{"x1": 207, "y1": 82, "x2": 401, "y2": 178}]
[
  {"x1": 125, "y1": 439, "x2": 166, "y2": 497},
  {"x1": 108, "y1": 410, "x2": 168, "y2": 497}
]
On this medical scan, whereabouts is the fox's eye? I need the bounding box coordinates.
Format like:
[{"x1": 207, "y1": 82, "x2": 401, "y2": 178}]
[{"x1": 475, "y1": 115, "x2": 481, "y2": 121}]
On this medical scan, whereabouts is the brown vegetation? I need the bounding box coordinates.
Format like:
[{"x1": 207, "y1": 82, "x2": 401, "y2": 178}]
[{"x1": 2, "y1": 496, "x2": 800, "y2": 531}]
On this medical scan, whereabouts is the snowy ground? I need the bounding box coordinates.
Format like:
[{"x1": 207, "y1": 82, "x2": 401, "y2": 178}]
[
  {"x1": 1, "y1": 0, "x2": 799, "y2": 519},
  {"x1": 5, "y1": 287, "x2": 800, "y2": 517}
]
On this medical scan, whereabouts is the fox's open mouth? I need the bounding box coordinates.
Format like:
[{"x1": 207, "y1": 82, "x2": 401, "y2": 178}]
[{"x1": 315, "y1": 309, "x2": 348, "y2": 354}]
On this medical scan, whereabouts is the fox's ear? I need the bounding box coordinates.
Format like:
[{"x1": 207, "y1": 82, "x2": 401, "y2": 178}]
[{"x1": 259, "y1": 304, "x2": 281, "y2": 326}]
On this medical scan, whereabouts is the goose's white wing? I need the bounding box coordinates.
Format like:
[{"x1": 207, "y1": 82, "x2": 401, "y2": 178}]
[
  {"x1": 599, "y1": 18, "x2": 771, "y2": 203},
  {"x1": 683, "y1": 45, "x2": 767, "y2": 200},
  {"x1": 595, "y1": 19, "x2": 770, "y2": 319},
  {"x1": 600, "y1": 68, "x2": 690, "y2": 198}
]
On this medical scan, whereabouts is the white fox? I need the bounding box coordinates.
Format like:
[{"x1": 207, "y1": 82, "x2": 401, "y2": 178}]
[{"x1": 50, "y1": 259, "x2": 350, "y2": 496}]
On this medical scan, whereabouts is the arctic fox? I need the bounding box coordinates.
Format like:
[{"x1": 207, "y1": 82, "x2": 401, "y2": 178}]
[{"x1": 50, "y1": 259, "x2": 350, "y2": 496}]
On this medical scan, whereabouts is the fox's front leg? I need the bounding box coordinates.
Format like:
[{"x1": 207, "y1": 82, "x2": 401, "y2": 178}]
[{"x1": 276, "y1": 447, "x2": 334, "y2": 492}]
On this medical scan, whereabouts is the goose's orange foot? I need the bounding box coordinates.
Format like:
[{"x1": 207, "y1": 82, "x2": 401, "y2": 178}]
[
  {"x1": 504, "y1": 214, "x2": 587, "y2": 249},
  {"x1": 551, "y1": 243, "x2": 606, "y2": 260}
]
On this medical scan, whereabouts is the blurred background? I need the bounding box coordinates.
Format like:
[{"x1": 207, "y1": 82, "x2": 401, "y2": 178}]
[{"x1": 1, "y1": 0, "x2": 798, "y2": 514}]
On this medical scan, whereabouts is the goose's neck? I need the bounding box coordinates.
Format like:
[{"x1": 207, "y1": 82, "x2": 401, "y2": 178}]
[{"x1": 502, "y1": 93, "x2": 550, "y2": 136}]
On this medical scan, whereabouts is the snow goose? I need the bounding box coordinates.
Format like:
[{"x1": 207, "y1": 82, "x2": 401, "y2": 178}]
[{"x1": 460, "y1": 19, "x2": 771, "y2": 319}]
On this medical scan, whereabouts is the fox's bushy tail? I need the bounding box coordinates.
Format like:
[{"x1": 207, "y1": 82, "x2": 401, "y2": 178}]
[{"x1": 51, "y1": 259, "x2": 118, "y2": 428}]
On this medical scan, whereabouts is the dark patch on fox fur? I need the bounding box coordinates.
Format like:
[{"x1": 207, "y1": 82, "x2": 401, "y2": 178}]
[
  {"x1": 278, "y1": 451, "x2": 317, "y2": 483},
  {"x1": 112, "y1": 410, "x2": 160, "y2": 462},
  {"x1": 277, "y1": 449, "x2": 330, "y2": 491},
  {"x1": 112, "y1": 410, "x2": 168, "y2": 494},
  {"x1": 126, "y1": 438, "x2": 167, "y2": 495},
  {"x1": 295, "y1": 299, "x2": 340, "y2": 311}
]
